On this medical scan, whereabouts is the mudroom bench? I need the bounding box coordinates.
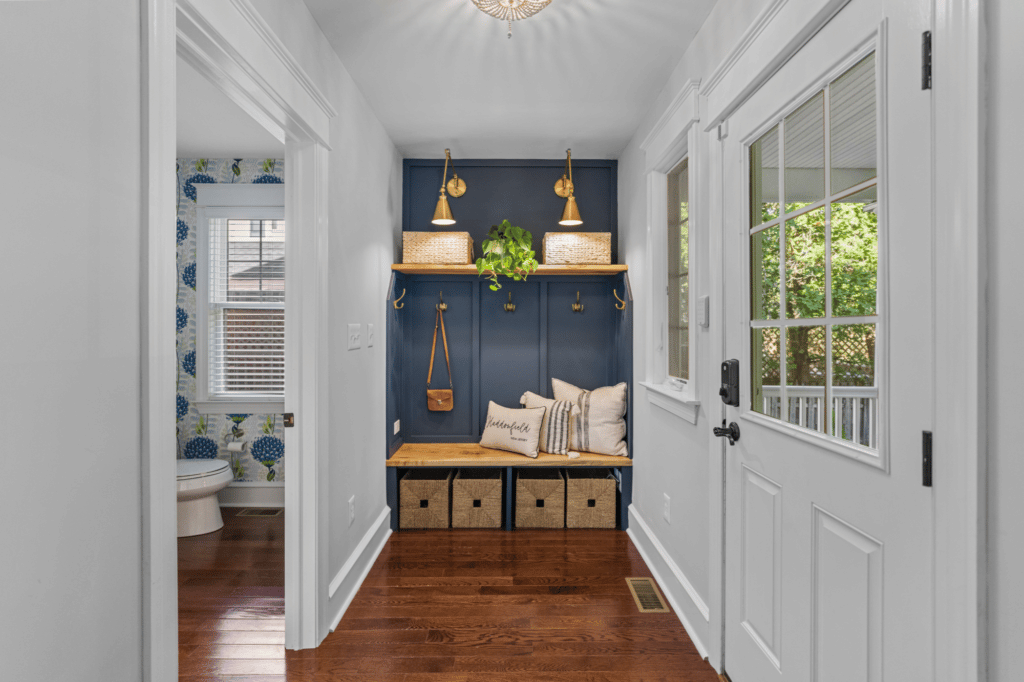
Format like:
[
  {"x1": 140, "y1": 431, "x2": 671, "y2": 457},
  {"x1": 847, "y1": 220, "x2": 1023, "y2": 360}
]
[{"x1": 386, "y1": 443, "x2": 633, "y2": 531}]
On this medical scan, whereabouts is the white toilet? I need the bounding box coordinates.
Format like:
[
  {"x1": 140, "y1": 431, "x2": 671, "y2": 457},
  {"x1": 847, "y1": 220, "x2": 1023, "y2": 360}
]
[{"x1": 177, "y1": 459, "x2": 233, "y2": 537}]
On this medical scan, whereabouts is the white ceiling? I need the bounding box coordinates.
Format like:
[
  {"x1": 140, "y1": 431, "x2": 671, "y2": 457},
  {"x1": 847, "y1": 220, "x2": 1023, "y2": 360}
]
[
  {"x1": 302, "y1": 0, "x2": 719, "y2": 159},
  {"x1": 176, "y1": 56, "x2": 285, "y2": 159}
]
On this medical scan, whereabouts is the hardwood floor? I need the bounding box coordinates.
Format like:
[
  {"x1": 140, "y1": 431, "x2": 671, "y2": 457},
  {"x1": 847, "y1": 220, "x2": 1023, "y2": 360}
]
[{"x1": 179, "y1": 509, "x2": 720, "y2": 681}]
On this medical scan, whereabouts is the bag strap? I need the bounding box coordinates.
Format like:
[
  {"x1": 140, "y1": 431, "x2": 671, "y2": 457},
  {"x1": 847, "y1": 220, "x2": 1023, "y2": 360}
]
[{"x1": 427, "y1": 308, "x2": 454, "y2": 389}]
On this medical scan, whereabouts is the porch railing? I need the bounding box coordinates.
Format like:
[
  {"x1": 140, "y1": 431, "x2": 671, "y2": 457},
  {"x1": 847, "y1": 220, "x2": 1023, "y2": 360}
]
[{"x1": 759, "y1": 385, "x2": 877, "y2": 448}]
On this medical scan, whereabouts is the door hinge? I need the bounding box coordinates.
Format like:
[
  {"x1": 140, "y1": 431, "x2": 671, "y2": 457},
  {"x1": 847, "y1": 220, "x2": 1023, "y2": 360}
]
[
  {"x1": 922, "y1": 31, "x2": 932, "y2": 90},
  {"x1": 922, "y1": 430, "x2": 933, "y2": 487}
]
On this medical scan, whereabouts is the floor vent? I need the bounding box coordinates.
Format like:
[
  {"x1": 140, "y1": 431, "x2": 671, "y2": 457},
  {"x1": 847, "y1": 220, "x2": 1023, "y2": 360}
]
[
  {"x1": 237, "y1": 508, "x2": 283, "y2": 517},
  {"x1": 625, "y1": 577, "x2": 671, "y2": 613}
]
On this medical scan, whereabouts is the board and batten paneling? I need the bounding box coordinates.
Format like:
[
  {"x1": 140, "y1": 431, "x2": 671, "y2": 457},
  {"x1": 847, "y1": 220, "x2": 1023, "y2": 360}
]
[{"x1": 402, "y1": 159, "x2": 618, "y2": 263}]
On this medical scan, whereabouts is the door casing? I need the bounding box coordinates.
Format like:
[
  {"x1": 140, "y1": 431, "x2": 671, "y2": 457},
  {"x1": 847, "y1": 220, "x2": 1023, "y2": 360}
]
[{"x1": 141, "y1": 1, "x2": 336, "y2": 679}]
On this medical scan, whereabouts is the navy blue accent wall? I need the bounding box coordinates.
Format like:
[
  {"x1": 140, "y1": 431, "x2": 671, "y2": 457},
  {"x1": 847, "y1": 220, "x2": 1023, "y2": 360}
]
[
  {"x1": 403, "y1": 159, "x2": 618, "y2": 263},
  {"x1": 387, "y1": 274, "x2": 632, "y2": 454}
]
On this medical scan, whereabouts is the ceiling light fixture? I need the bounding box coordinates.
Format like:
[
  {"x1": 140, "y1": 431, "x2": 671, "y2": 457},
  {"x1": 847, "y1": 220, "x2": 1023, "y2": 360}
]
[
  {"x1": 556, "y1": 148, "x2": 582, "y2": 226},
  {"x1": 432, "y1": 148, "x2": 466, "y2": 226},
  {"x1": 471, "y1": 0, "x2": 552, "y2": 39}
]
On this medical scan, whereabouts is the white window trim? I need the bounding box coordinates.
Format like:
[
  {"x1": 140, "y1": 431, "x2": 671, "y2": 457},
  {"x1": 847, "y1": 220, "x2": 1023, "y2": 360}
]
[
  {"x1": 640, "y1": 80, "x2": 702, "y2": 418},
  {"x1": 195, "y1": 184, "x2": 285, "y2": 414}
]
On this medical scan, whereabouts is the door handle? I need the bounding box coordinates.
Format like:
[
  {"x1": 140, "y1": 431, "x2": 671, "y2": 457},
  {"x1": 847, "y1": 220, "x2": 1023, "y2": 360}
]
[{"x1": 714, "y1": 420, "x2": 740, "y2": 445}]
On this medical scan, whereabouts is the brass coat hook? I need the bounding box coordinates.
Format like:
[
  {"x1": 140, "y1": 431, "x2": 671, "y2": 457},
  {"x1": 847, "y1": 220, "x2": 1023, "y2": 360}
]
[
  {"x1": 572, "y1": 291, "x2": 584, "y2": 313},
  {"x1": 504, "y1": 291, "x2": 516, "y2": 313},
  {"x1": 613, "y1": 289, "x2": 627, "y2": 311},
  {"x1": 436, "y1": 291, "x2": 448, "y2": 312},
  {"x1": 393, "y1": 288, "x2": 406, "y2": 310}
]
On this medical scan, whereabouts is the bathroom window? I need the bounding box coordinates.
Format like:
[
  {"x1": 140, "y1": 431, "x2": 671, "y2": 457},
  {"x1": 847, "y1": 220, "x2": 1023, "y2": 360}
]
[{"x1": 195, "y1": 197, "x2": 285, "y2": 412}]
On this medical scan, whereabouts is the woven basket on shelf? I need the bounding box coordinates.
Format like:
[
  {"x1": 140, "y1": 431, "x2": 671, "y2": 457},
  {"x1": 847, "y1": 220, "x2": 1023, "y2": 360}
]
[
  {"x1": 566, "y1": 468, "x2": 617, "y2": 529},
  {"x1": 399, "y1": 469, "x2": 453, "y2": 529},
  {"x1": 402, "y1": 231, "x2": 474, "y2": 264},
  {"x1": 542, "y1": 232, "x2": 611, "y2": 265},
  {"x1": 451, "y1": 468, "x2": 503, "y2": 528},
  {"x1": 515, "y1": 469, "x2": 565, "y2": 529}
]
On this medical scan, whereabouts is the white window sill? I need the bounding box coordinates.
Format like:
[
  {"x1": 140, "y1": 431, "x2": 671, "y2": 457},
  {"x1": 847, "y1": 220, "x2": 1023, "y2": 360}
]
[
  {"x1": 640, "y1": 382, "x2": 700, "y2": 424},
  {"x1": 195, "y1": 400, "x2": 285, "y2": 415}
]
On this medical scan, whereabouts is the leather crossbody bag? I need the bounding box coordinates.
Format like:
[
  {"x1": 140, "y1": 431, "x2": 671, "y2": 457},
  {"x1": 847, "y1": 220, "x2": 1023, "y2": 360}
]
[{"x1": 426, "y1": 307, "x2": 454, "y2": 411}]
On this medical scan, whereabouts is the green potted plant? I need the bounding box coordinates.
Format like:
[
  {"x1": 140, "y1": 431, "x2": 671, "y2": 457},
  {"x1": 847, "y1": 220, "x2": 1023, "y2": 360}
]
[{"x1": 475, "y1": 219, "x2": 540, "y2": 291}]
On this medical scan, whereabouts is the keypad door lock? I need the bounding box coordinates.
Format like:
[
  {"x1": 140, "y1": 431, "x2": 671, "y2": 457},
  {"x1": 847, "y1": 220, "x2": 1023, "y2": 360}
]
[
  {"x1": 714, "y1": 420, "x2": 741, "y2": 445},
  {"x1": 720, "y1": 359, "x2": 740, "y2": 406}
]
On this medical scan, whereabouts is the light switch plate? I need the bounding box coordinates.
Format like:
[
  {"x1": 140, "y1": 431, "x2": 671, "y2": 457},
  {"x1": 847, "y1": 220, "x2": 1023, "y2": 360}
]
[
  {"x1": 347, "y1": 323, "x2": 361, "y2": 350},
  {"x1": 394, "y1": 420, "x2": 400, "y2": 435},
  {"x1": 699, "y1": 295, "x2": 710, "y2": 328},
  {"x1": 367, "y1": 323, "x2": 374, "y2": 347}
]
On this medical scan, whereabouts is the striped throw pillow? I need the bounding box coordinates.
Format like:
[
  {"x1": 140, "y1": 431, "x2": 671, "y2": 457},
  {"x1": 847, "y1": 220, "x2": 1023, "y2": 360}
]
[{"x1": 520, "y1": 391, "x2": 578, "y2": 457}]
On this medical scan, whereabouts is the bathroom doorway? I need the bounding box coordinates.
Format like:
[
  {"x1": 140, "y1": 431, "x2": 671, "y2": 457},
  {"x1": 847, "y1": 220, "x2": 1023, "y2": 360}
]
[
  {"x1": 142, "y1": 3, "x2": 334, "y2": 679},
  {"x1": 175, "y1": 51, "x2": 288, "y2": 671}
]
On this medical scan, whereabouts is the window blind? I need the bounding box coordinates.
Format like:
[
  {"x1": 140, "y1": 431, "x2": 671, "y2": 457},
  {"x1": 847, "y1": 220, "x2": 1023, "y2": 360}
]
[{"x1": 207, "y1": 218, "x2": 285, "y2": 397}]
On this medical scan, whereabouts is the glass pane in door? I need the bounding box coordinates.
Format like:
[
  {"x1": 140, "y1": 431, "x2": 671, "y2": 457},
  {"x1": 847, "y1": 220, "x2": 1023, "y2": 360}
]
[
  {"x1": 750, "y1": 126, "x2": 780, "y2": 227},
  {"x1": 784, "y1": 92, "x2": 825, "y2": 210},
  {"x1": 830, "y1": 53, "x2": 877, "y2": 194}
]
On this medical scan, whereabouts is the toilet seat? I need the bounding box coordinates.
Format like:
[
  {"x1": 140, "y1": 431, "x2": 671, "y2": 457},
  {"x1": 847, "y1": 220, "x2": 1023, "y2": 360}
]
[{"x1": 177, "y1": 459, "x2": 230, "y2": 480}]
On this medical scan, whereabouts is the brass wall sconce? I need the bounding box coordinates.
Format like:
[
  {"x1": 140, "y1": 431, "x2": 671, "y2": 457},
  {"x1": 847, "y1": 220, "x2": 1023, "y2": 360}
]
[
  {"x1": 432, "y1": 149, "x2": 466, "y2": 225},
  {"x1": 504, "y1": 291, "x2": 516, "y2": 313},
  {"x1": 613, "y1": 289, "x2": 627, "y2": 311},
  {"x1": 572, "y1": 291, "x2": 584, "y2": 313},
  {"x1": 556, "y1": 149, "x2": 583, "y2": 227}
]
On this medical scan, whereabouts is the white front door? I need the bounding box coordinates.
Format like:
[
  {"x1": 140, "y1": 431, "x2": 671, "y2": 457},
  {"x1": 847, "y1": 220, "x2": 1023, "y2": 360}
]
[{"x1": 720, "y1": 0, "x2": 933, "y2": 680}]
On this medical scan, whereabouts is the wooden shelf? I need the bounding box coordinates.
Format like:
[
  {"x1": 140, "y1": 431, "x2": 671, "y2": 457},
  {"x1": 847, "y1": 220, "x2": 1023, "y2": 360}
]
[
  {"x1": 388, "y1": 442, "x2": 632, "y2": 468},
  {"x1": 392, "y1": 264, "x2": 628, "y2": 276}
]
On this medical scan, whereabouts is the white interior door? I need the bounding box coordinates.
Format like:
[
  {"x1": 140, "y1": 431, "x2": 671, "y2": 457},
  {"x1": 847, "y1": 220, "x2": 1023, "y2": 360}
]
[{"x1": 720, "y1": 0, "x2": 933, "y2": 680}]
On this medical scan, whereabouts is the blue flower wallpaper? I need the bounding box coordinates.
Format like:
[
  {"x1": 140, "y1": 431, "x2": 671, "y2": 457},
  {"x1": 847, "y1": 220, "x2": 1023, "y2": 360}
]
[{"x1": 176, "y1": 158, "x2": 286, "y2": 484}]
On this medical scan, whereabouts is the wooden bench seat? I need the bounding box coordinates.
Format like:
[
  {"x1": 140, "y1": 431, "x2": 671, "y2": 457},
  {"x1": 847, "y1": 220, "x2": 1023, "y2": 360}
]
[{"x1": 387, "y1": 442, "x2": 632, "y2": 468}]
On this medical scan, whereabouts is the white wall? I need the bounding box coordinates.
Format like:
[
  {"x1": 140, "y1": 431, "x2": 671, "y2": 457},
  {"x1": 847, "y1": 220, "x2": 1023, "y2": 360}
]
[
  {"x1": 986, "y1": 0, "x2": 1024, "y2": 677},
  {"x1": 244, "y1": 0, "x2": 403, "y2": 635},
  {"x1": 0, "y1": 1, "x2": 143, "y2": 680},
  {"x1": 617, "y1": 0, "x2": 775, "y2": 652}
]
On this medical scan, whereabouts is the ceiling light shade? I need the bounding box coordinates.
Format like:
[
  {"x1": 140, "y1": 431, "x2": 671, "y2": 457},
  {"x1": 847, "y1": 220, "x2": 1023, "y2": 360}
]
[
  {"x1": 471, "y1": 0, "x2": 552, "y2": 38},
  {"x1": 432, "y1": 149, "x2": 461, "y2": 226},
  {"x1": 557, "y1": 148, "x2": 583, "y2": 226}
]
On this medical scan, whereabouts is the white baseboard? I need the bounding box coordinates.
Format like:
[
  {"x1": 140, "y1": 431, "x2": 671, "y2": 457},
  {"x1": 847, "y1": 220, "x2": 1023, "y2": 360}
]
[
  {"x1": 328, "y1": 506, "x2": 392, "y2": 632},
  {"x1": 627, "y1": 505, "x2": 711, "y2": 660},
  {"x1": 218, "y1": 484, "x2": 285, "y2": 508}
]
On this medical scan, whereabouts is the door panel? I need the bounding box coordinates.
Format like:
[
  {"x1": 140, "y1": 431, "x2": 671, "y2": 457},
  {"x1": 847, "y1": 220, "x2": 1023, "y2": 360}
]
[
  {"x1": 812, "y1": 507, "x2": 882, "y2": 682},
  {"x1": 721, "y1": 0, "x2": 933, "y2": 680},
  {"x1": 741, "y1": 466, "x2": 783, "y2": 668}
]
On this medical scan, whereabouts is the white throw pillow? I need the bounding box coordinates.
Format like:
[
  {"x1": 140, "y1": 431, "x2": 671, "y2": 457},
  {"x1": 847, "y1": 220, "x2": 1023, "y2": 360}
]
[
  {"x1": 520, "y1": 391, "x2": 579, "y2": 457},
  {"x1": 551, "y1": 378, "x2": 628, "y2": 457},
  {"x1": 479, "y1": 401, "x2": 546, "y2": 458}
]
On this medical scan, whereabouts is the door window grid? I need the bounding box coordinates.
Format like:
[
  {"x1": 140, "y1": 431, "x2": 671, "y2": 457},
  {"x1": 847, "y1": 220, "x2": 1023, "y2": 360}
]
[{"x1": 748, "y1": 53, "x2": 878, "y2": 450}]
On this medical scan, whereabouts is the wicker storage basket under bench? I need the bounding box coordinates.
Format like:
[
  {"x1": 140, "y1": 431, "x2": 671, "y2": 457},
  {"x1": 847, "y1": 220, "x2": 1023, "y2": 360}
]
[
  {"x1": 515, "y1": 469, "x2": 565, "y2": 529},
  {"x1": 566, "y1": 468, "x2": 618, "y2": 528},
  {"x1": 399, "y1": 469, "x2": 453, "y2": 529},
  {"x1": 451, "y1": 468, "x2": 504, "y2": 528}
]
